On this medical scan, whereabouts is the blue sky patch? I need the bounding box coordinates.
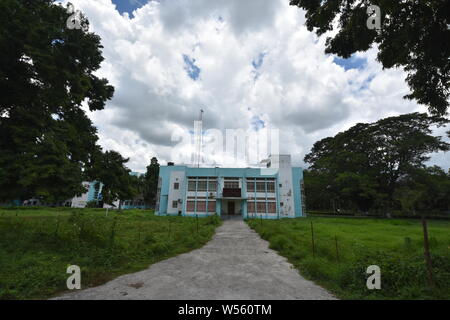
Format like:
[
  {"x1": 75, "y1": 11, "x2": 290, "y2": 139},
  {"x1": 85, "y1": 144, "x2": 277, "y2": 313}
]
[
  {"x1": 359, "y1": 74, "x2": 375, "y2": 91},
  {"x1": 183, "y1": 54, "x2": 201, "y2": 81},
  {"x1": 111, "y1": 0, "x2": 147, "y2": 17},
  {"x1": 252, "y1": 52, "x2": 267, "y2": 81},
  {"x1": 333, "y1": 55, "x2": 367, "y2": 71},
  {"x1": 252, "y1": 52, "x2": 266, "y2": 69},
  {"x1": 251, "y1": 115, "x2": 265, "y2": 131}
]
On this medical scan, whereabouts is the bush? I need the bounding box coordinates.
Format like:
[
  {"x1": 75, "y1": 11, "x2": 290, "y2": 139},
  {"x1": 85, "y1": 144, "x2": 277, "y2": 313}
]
[
  {"x1": 85, "y1": 201, "x2": 100, "y2": 208},
  {"x1": 338, "y1": 251, "x2": 450, "y2": 299}
]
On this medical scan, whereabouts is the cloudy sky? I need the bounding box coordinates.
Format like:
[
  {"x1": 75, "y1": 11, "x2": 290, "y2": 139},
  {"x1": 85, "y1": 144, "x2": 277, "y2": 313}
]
[{"x1": 64, "y1": 0, "x2": 449, "y2": 172}]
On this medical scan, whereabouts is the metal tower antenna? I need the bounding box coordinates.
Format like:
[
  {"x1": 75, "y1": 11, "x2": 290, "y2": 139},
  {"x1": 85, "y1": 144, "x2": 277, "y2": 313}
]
[{"x1": 196, "y1": 109, "x2": 204, "y2": 168}]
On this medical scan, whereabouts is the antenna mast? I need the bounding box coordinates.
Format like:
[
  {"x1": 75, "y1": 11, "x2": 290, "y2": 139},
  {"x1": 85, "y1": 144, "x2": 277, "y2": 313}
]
[{"x1": 196, "y1": 109, "x2": 204, "y2": 168}]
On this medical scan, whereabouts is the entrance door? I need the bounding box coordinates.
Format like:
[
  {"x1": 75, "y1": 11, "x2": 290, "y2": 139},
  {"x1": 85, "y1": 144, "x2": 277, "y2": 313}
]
[{"x1": 228, "y1": 201, "x2": 235, "y2": 215}]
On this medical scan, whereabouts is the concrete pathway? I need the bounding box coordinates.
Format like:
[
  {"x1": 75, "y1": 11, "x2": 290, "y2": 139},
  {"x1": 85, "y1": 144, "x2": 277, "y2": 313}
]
[{"x1": 54, "y1": 219, "x2": 336, "y2": 300}]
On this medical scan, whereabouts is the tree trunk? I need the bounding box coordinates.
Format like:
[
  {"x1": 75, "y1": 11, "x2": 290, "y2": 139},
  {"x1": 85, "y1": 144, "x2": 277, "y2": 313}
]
[{"x1": 421, "y1": 215, "x2": 435, "y2": 288}]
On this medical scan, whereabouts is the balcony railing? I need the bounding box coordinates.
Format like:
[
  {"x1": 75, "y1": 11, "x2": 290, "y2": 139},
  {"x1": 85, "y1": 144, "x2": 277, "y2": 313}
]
[{"x1": 222, "y1": 188, "x2": 241, "y2": 198}]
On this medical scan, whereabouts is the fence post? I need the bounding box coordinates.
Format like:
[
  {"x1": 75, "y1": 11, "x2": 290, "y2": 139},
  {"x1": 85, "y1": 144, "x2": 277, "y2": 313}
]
[
  {"x1": 335, "y1": 235, "x2": 339, "y2": 263},
  {"x1": 196, "y1": 214, "x2": 199, "y2": 233},
  {"x1": 421, "y1": 216, "x2": 435, "y2": 288},
  {"x1": 109, "y1": 216, "x2": 117, "y2": 248},
  {"x1": 54, "y1": 216, "x2": 60, "y2": 237},
  {"x1": 311, "y1": 221, "x2": 315, "y2": 258},
  {"x1": 168, "y1": 220, "x2": 171, "y2": 238}
]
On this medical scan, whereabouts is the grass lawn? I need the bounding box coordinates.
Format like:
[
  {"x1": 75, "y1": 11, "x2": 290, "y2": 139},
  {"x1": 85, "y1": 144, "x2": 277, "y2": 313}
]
[
  {"x1": 0, "y1": 207, "x2": 221, "y2": 300},
  {"x1": 247, "y1": 216, "x2": 450, "y2": 300}
]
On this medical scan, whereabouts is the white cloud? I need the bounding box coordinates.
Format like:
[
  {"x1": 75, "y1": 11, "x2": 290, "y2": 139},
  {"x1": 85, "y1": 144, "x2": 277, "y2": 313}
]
[{"x1": 66, "y1": 0, "x2": 449, "y2": 171}]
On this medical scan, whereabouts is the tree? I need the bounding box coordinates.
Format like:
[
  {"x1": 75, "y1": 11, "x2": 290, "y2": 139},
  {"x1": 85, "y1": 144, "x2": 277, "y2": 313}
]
[
  {"x1": 394, "y1": 166, "x2": 450, "y2": 288},
  {"x1": 117, "y1": 174, "x2": 141, "y2": 209},
  {"x1": 303, "y1": 169, "x2": 335, "y2": 211},
  {"x1": 334, "y1": 172, "x2": 380, "y2": 213},
  {"x1": 289, "y1": 0, "x2": 450, "y2": 116},
  {"x1": 304, "y1": 113, "x2": 449, "y2": 213},
  {"x1": 395, "y1": 166, "x2": 450, "y2": 215},
  {"x1": 89, "y1": 150, "x2": 137, "y2": 208},
  {"x1": 305, "y1": 114, "x2": 449, "y2": 287},
  {"x1": 0, "y1": 0, "x2": 114, "y2": 203},
  {"x1": 143, "y1": 157, "x2": 160, "y2": 206}
]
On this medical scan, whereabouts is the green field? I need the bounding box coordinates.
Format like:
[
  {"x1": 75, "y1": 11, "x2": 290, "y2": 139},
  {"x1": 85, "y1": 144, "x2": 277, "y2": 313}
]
[
  {"x1": 247, "y1": 217, "x2": 450, "y2": 300},
  {"x1": 0, "y1": 207, "x2": 221, "y2": 300}
]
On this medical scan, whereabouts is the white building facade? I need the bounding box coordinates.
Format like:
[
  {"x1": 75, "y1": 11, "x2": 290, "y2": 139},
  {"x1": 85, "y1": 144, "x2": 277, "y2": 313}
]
[{"x1": 156, "y1": 155, "x2": 306, "y2": 219}]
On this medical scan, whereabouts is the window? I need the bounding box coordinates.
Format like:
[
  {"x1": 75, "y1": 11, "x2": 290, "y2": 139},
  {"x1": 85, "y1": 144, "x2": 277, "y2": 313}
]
[
  {"x1": 267, "y1": 182, "x2": 275, "y2": 193},
  {"x1": 186, "y1": 201, "x2": 195, "y2": 212},
  {"x1": 224, "y1": 181, "x2": 239, "y2": 189},
  {"x1": 197, "y1": 181, "x2": 207, "y2": 191},
  {"x1": 256, "y1": 182, "x2": 265, "y2": 192},
  {"x1": 257, "y1": 202, "x2": 266, "y2": 213},
  {"x1": 172, "y1": 201, "x2": 178, "y2": 208},
  {"x1": 268, "y1": 202, "x2": 276, "y2": 213},
  {"x1": 207, "y1": 201, "x2": 216, "y2": 213},
  {"x1": 196, "y1": 201, "x2": 206, "y2": 212},
  {"x1": 208, "y1": 181, "x2": 217, "y2": 191},
  {"x1": 174, "y1": 182, "x2": 179, "y2": 190},
  {"x1": 188, "y1": 181, "x2": 196, "y2": 191},
  {"x1": 247, "y1": 182, "x2": 255, "y2": 192},
  {"x1": 247, "y1": 202, "x2": 255, "y2": 213}
]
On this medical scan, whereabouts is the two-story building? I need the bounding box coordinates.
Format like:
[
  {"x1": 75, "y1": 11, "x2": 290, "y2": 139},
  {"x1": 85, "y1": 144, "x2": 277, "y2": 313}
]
[{"x1": 155, "y1": 155, "x2": 305, "y2": 219}]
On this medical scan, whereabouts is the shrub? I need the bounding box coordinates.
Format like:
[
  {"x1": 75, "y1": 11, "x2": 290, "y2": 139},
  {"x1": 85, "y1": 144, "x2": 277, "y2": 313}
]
[
  {"x1": 269, "y1": 235, "x2": 289, "y2": 251},
  {"x1": 338, "y1": 251, "x2": 450, "y2": 299},
  {"x1": 85, "y1": 201, "x2": 99, "y2": 208}
]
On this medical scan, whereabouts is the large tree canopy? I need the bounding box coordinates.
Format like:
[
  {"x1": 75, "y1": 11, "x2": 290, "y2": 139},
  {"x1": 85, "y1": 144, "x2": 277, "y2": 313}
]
[
  {"x1": 395, "y1": 166, "x2": 450, "y2": 215},
  {"x1": 304, "y1": 113, "x2": 450, "y2": 212},
  {"x1": 0, "y1": 0, "x2": 114, "y2": 202},
  {"x1": 290, "y1": 0, "x2": 450, "y2": 116}
]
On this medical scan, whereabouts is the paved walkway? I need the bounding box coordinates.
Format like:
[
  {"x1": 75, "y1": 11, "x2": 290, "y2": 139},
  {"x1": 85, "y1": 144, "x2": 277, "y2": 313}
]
[{"x1": 54, "y1": 219, "x2": 336, "y2": 300}]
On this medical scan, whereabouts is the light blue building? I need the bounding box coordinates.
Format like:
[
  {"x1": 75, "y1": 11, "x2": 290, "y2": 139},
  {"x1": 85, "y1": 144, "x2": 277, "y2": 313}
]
[
  {"x1": 17, "y1": 173, "x2": 148, "y2": 209},
  {"x1": 71, "y1": 172, "x2": 147, "y2": 209},
  {"x1": 70, "y1": 181, "x2": 103, "y2": 208},
  {"x1": 156, "y1": 155, "x2": 305, "y2": 219}
]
